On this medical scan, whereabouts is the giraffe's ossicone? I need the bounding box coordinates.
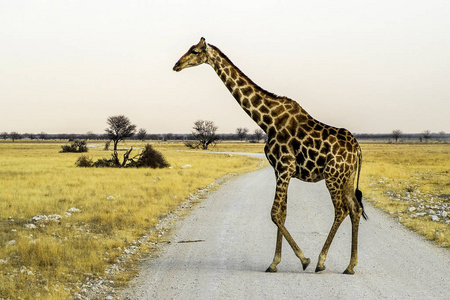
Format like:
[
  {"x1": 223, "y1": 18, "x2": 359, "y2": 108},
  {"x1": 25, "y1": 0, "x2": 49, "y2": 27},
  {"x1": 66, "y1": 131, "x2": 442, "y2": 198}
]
[{"x1": 173, "y1": 37, "x2": 367, "y2": 275}]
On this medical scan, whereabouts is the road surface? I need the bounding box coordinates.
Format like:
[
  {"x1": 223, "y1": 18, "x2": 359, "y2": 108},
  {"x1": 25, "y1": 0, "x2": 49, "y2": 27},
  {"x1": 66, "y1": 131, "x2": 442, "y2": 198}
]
[{"x1": 121, "y1": 166, "x2": 449, "y2": 299}]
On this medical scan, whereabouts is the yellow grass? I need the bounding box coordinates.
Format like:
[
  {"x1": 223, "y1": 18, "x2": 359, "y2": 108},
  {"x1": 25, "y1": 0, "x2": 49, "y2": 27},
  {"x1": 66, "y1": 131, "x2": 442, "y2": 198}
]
[
  {"x1": 359, "y1": 143, "x2": 450, "y2": 247},
  {"x1": 1, "y1": 141, "x2": 447, "y2": 298},
  {"x1": 0, "y1": 142, "x2": 264, "y2": 299}
]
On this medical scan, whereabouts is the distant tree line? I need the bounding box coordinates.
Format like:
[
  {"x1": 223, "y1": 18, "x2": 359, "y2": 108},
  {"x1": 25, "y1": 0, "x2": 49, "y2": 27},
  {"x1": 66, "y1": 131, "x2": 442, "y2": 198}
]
[
  {"x1": 1, "y1": 128, "x2": 447, "y2": 143},
  {"x1": 0, "y1": 130, "x2": 270, "y2": 142},
  {"x1": 356, "y1": 131, "x2": 448, "y2": 142}
]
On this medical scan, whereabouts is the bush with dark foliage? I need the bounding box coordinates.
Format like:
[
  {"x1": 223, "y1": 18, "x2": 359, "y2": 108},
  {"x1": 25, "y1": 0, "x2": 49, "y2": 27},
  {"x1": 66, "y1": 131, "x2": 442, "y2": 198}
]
[
  {"x1": 61, "y1": 140, "x2": 88, "y2": 153},
  {"x1": 128, "y1": 144, "x2": 169, "y2": 168},
  {"x1": 76, "y1": 144, "x2": 169, "y2": 169},
  {"x1": 75, "y1": 155, "x2": 93, "y2": 167},
  {"x1": 92, "y1": 157, "x2": 118, "y2": 168}
]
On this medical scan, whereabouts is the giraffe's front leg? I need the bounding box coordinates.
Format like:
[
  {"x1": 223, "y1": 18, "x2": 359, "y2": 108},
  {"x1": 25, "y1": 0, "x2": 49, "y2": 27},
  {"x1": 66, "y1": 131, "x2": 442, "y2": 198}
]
[
  {"x1": 266, "y1": 228, "x2": 282, "y2": 272},
  {"x1": 266, "y1": 178, "x2": 310, "y2": 272}
]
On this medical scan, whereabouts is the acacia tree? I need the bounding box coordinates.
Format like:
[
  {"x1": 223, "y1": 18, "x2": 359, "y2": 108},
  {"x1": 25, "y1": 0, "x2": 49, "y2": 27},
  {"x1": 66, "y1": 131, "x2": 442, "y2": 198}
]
[
  {"x1": 105, "y1": 115, "x2": 137, "y2": 150},
  {"x1": 392, "y1": 129, "x2": 402, "y2": 142},
  {"x1": 192, "y1": 120, "x2": 219, "y2": 149},
  {"x1": 236, "y1": 127, "x2": 249, "y2": 141}
]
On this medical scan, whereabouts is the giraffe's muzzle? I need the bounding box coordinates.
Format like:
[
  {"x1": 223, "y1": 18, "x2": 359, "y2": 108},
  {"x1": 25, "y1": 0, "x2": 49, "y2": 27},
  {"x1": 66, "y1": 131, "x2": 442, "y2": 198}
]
[{"x1": 173, "y1": 61, "x2": 182, "y2": 72}]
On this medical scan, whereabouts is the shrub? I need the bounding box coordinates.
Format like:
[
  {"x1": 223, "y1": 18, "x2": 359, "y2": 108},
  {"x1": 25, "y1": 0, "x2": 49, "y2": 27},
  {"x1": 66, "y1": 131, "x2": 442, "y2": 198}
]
[
  {"x1": 61, "y1": 140, "x2": 88, "y2": 153},
  {"x1": 75, "y1": 155, "x2": 93, "y2": 167},
  {"x1": 129, "y1": 144, "x2": 170, "y2": 168},
  {"x1": 76, "y1": 144, "x2": 170, "y2": 169},
  {"x1": 93, "y1": 157, "x2": 117, "y2": 168}
]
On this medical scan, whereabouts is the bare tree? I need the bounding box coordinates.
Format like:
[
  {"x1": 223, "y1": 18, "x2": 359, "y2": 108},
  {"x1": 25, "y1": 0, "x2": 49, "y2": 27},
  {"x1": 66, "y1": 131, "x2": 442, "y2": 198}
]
[
  {"x1": 438, "y1": 131, "x2": 446, "y2": 142},
  {"x1": 392, "y1": 129, "x2": 402, "y2": 142},
  {"x1": 136, "y1": 128, "x2": 147, "y2": 141},
  {"x1": 423, "y1": 130, "x2": 432, "y2": 142},
  {"x1": 253, "y1": 128, "x2": 265, "y2": 142},
  {"x1": 10, "y1": 131, "x2": 20, "y2": 142},
  {"x1": 236, "y1": 127, "x2": 249, "y2": 141},
  {"x1": 105, "y1": 115, "x2": 137, "y2": 150},
  {"x1": 191, "y1": 120, "x2": 219, "y2": 149}
]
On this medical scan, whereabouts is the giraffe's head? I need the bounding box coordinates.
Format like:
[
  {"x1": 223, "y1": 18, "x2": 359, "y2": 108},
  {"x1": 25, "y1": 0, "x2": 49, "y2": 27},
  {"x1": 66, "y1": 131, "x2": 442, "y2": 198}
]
[{"x1": 173, "y1": 37, "x2": 208, "y2": 72}]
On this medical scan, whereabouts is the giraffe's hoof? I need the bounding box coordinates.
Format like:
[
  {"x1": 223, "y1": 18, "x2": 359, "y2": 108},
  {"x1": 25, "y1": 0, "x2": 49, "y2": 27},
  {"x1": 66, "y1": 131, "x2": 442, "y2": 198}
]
[
  {"x1": 343, "y1": 268, "x2": 355, "y2": 275},
  {"x1": 315, "y1": 265, "x2": 326, "y2": 273},
  {"x1": 302, "y1": 258, "x2": 311, "y2": 271},
  {"x1": 265, "y1": 266, "x2": 277, "y2": 273}
]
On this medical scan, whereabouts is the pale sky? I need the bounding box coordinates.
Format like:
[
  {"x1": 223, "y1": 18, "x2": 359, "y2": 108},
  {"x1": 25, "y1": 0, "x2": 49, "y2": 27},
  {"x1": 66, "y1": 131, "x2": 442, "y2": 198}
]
[{"x1": 1, "y1": 0, "x2": 449, "y2": 134}]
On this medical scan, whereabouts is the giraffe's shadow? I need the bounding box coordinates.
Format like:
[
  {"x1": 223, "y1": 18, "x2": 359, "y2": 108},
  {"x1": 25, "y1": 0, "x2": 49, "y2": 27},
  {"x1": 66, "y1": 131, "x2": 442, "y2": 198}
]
[{"x1": 153, "y1": 253, "x2": 346, "y2": 275}]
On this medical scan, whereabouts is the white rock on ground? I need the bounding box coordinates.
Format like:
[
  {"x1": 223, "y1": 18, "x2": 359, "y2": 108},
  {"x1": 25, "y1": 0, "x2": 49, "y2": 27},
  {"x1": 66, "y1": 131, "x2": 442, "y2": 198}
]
[
  {"x1": 24, "y1": 224, "x2": 37, "y2": 229},
  {"x1": 30, "y1": 215, "x2": 48, "y2": 225},
  {"x1": 6, "y1": 240, "x2": 16, "y2": 246},
  {"x1": 68, "y1": 207, "x2": 81, "y2": 213}
]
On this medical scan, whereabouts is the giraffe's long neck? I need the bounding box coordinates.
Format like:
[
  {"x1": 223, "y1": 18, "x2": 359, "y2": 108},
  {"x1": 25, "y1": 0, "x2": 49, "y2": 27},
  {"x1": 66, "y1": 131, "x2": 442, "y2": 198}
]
[{"x1": 206, "y1": 44, "x2": 286, "y2": 133}]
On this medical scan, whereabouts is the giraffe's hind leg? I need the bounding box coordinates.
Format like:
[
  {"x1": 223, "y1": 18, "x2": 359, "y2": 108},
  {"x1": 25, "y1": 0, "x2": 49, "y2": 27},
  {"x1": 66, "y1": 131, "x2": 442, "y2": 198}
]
[
  {"x1": 317, "y1": 178, "x2": 363, "y2": 274},
  {"x1": 344, "y1": 193, "x2": 363, "y2": 275},
  {"x1": 316, "y1": 177, "x2": 352, "y2": 273},
  {"x1": 315, "y1": 204, "x2": 348, "y2": 273}
]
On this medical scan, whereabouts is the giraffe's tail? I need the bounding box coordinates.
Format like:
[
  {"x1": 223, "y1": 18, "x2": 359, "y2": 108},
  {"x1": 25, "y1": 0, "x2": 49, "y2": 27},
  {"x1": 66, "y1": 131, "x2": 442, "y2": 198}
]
[{"x1": 355, "y1": 146, "x2": 368, "y2": 220}]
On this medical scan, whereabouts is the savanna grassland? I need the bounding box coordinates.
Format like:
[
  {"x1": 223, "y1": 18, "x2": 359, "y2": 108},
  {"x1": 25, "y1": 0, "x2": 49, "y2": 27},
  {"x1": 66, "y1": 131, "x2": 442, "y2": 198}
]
[
  {"x1": 359, "y1": 143, "x2": 450, "y2": 247},
  {"x1": 0, "y1": 141, "x2": 265, "y2": 299},
  {"x1": 0, "y1": 141, "x2": 448, "y2": 298}
]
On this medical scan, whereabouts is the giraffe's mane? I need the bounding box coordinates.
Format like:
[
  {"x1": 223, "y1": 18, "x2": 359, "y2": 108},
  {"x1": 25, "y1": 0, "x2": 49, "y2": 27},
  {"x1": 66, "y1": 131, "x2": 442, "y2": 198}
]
[{"x1": 208, "y1": 44, "x2": 282, "y2": 101}]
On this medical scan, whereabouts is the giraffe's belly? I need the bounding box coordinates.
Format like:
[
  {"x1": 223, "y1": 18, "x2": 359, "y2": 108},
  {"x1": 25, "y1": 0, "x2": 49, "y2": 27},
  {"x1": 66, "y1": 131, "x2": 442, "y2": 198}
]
[{"x1": 294, "y1": 165, "x2": 324, "y2": 183}]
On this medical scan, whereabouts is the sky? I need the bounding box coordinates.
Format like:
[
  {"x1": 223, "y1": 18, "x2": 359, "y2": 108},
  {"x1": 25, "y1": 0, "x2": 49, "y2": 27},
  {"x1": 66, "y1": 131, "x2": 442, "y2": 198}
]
[{"x1": 1, "y1": 0, "x2": 449, "y2": 134}]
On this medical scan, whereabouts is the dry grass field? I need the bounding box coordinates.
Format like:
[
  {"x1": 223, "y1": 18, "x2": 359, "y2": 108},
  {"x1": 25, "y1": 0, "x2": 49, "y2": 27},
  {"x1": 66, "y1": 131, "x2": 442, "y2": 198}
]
[
  {"x1": 0, "y1": 141, "x2": 448, "y2": 298},
  {"x1": 360, "y1": 143, "x2": 449, "y2": 247},
  {"x1": 0, "y1": 141, "x2": 264, "y2": 299}
]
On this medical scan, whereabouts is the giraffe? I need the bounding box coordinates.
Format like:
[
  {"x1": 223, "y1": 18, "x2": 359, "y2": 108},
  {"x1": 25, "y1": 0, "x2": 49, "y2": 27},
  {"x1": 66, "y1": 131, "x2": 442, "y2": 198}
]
[{"x1": 173, "y1": 37, "x2": 367, "y2": 275}]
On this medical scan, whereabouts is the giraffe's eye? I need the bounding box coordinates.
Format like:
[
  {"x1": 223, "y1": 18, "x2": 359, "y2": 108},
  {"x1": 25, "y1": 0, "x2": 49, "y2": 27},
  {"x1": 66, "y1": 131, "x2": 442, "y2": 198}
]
[{"x1": 191, "y1": 50, "x2": 200, "y2": 55}]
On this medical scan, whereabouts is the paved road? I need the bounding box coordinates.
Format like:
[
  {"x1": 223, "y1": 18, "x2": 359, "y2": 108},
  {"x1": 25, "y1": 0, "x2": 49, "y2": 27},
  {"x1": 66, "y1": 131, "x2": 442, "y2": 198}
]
[{"x1": 121, "y1": 166, "x2": 449, "y2": 299}]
